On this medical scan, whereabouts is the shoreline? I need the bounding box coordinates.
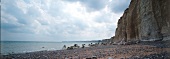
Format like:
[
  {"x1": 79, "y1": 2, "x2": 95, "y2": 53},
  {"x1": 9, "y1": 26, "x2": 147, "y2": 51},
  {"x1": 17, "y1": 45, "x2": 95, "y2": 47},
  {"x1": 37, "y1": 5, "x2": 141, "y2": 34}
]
[
  {"x1": 1, "y1": 40, "x2": 170, "y2": 59},
  {"x1": 0, "y1": 41, "x2": 95, "y2": 55}
]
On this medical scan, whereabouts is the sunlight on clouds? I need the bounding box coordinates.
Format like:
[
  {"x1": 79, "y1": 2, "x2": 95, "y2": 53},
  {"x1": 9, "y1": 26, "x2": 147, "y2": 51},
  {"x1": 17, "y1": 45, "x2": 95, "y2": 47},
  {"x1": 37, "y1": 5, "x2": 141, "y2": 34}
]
[{"x1": 1, "y1": 0, "x2": 130, "y2": 41}]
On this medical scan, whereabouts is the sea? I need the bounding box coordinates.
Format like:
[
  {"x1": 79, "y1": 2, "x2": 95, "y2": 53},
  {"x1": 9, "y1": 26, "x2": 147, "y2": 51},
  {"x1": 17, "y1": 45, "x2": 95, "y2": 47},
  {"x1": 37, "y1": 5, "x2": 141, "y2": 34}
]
[{"x1": 0, "y1": 41, "x2": 96, "y2": 55}]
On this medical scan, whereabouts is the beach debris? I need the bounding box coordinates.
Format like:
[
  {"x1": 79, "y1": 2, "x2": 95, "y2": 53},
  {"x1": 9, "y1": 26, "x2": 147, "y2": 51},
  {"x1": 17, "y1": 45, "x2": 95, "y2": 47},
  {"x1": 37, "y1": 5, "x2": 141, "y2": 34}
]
[
  {"x1": 67, "y1": 47, "x2": 73, "y2": 50},
  {"x1": 67, "y1": 44, "x2": 80, "y2": 50},
  {"x1": 65, "y1": 57, "x2": 69, "y2": 59},
  {"x1": 92, "y1": 56, "x2": 97, "y2": 59},
  {"x1": 86, "y1": 58, "x2": 91, "y2": 59},
  {"x1": 73, "y1": 44, "x2": 80, "y2": 49},
  {"x1": 62, "y1": 45, "x2": 67, "y2": 50},
  {"x1": 85, "y1": 56, "x2": 97, "y2": 59},
  {"x1": 82, "y1": 44, "x2": 85, "y2": 48},
  {"x1": 88, "y1": 43, "x2": 96, "y2": 47},
  {"x1": 108, "y1": 57, "x2": 113, "y2": 59}
]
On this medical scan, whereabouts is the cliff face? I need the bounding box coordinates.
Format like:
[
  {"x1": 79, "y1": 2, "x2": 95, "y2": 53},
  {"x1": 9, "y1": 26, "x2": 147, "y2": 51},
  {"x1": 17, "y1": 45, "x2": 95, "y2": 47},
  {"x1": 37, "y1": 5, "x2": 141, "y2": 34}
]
[{"x1": 112, "y1": 0, "x2": 170, "y2": 43}]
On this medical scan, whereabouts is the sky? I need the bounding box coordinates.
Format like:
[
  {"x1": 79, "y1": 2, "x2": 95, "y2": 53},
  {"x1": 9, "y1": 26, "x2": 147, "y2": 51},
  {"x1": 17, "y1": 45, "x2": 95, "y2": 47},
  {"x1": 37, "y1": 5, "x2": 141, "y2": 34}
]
[{"x1": 1, "y1": 0, "x2": 131, "y2": 42}]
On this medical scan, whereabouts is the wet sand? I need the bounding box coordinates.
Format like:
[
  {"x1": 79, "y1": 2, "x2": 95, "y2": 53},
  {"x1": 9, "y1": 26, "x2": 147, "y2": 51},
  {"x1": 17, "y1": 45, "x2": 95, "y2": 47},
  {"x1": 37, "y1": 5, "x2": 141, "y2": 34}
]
[{"x1": 1, "y1": 41, "x2": 170, "y2": 59}]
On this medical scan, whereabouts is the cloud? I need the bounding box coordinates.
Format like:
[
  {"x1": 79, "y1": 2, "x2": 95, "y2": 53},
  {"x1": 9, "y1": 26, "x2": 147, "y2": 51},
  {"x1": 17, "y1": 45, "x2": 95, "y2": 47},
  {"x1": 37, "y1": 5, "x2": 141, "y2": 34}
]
[
  {"x1": 64, "y1": 0, "x2": 109, "y2": 12},
  {"x1": 1, "y1": 0, "x2": 130, "y2": 41},
  {"x1": 109, "y1": 0, "x2": 131, "y2": 13}
]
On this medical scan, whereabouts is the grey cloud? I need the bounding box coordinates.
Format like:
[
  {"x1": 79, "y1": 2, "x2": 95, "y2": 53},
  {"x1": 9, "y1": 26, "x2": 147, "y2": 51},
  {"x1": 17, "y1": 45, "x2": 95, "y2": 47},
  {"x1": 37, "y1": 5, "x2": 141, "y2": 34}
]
[
  {"x1": 2, "y1": 1, "x2": 34, "y2": 25},
  {"x1": 1, "y1": 23, "x2": 21, "y2": 30},
  {"x1": 1, "y1": 0, "x2": 43, "y2": 34},
  {"x1": 1, "y1": 0, "x2": 92, "y2": 41},
  {"x1": 73, "y1": 20, "x2": 89, "y2": 30},
  {"x1": 23, "y1": 0, "x2": 31, "y2": 4},
  {"x1": 52, "y1": 19, "x2": 88, "y2": 35},
  {"x1": 1, "y1": 23, "x2": 34, "y2": 34},
  {"x1": 95, "y1": 13, "x2": 113, "y2": 23},
  {"x1": 1, "y1": 30, "x2": 60, "y2": 41},
  {"x1": 64, "y1": 0, "x2": 109, "y2": 12},
  {"x1": 109, "y1": 0, "x2": 131, "y2": 13},
  {"x1": 1, "y1": 0, "x2": 122, "y2": 41},
  {"x1": 64, "y1": 0, "x2": 130, "y2": 13},
  {"x1": 47, "y1": 1, "x2": 65, "y2": 17},
  {"x1": 27, "y1": 6, "x2": 41, "y2": 18}
]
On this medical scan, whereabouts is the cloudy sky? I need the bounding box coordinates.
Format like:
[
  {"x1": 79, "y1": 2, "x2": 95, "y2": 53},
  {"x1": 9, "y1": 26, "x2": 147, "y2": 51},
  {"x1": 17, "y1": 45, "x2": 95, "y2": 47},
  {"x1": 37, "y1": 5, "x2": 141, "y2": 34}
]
[{"x1": 1, "y1": 0, "x2": 130, "y2": 42}]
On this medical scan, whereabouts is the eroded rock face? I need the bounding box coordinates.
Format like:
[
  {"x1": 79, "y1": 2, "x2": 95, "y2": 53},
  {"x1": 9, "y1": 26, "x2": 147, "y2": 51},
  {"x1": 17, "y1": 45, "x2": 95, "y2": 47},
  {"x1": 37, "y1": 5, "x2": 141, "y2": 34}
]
[{"x1": 112, "y1": 0, "x2": 170, "y2": 43}]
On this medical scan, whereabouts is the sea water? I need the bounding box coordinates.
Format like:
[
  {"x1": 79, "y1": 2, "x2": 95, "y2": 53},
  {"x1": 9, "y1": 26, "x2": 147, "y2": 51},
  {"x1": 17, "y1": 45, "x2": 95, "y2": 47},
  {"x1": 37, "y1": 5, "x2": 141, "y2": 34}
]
[{"x1": 1, "y1": 41, "x2": 96, "y2": 55}]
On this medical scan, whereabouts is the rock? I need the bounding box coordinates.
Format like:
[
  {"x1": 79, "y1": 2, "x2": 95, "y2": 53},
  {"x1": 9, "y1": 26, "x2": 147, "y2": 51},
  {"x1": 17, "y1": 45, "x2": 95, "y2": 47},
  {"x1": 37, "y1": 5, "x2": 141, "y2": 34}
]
[
  {"x1": 112, "y1": 0, "x2": 170, "y2": 43},
  {"x1": 67, "y1": 44, "x2": 80, "y2": 50},
  {"x1": 65, "y1": 57, "x2": 69, "y2": 59},
  {"x1": 108, "y1": 57, "x2": 113, "y2": 59},
  {"x1": 62, "y1": 45, "x2": 66, "y2": 50},
  {"x1": 92, "y1": 57, "x2": 97, "y2": 59},
  {"x1": 88, "y1": 43, "x2": 96, "y2": 47},
  {"x1": 67, "y1": 47, "x2": 73, "y2": 50},
  {"x1": 82, "y1": 44, "x2": 85, "y2": 48}
]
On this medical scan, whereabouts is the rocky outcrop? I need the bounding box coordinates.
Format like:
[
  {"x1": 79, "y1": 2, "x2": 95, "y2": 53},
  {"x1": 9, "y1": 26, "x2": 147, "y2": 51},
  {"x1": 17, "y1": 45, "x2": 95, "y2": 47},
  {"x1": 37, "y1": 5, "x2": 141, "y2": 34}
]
[{"x1": 112, "y1": 0, "x2": 170, "y2": 43}]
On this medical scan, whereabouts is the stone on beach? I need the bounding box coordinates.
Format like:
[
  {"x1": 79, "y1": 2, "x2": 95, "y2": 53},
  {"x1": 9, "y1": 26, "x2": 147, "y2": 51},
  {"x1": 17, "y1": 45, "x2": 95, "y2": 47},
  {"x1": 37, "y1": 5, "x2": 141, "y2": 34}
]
[
  {"x1": 108, "y1": 57, "x2": 113, "y2": 59},
  {"x1": 1, "y1": 41, "x2": 170, "y2": 59}
]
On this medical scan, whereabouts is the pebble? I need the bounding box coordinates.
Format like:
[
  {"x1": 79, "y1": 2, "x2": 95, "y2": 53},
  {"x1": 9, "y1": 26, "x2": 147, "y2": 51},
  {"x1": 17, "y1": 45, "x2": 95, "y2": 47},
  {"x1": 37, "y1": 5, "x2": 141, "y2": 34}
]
[
  {"x1": 108, "y1": 57, "x2": 113, "y2": 59},
  {"x1": 1, "y1": 41, "x2": 170, "y2": 59}
]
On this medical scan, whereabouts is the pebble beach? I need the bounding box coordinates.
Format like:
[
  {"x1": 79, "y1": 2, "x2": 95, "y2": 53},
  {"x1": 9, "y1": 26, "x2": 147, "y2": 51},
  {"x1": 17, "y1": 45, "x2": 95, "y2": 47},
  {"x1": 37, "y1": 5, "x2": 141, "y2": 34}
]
[{"x1": 1, "y1": 40, "x2": 170, "y2": 59}]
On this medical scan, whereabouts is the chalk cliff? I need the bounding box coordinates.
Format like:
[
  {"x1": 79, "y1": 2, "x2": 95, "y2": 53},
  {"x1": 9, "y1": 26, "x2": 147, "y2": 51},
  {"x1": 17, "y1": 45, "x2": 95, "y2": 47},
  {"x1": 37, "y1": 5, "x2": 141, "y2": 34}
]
[{"x1": 112, "y1": 0, "x2": 170, "y2": 43}]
